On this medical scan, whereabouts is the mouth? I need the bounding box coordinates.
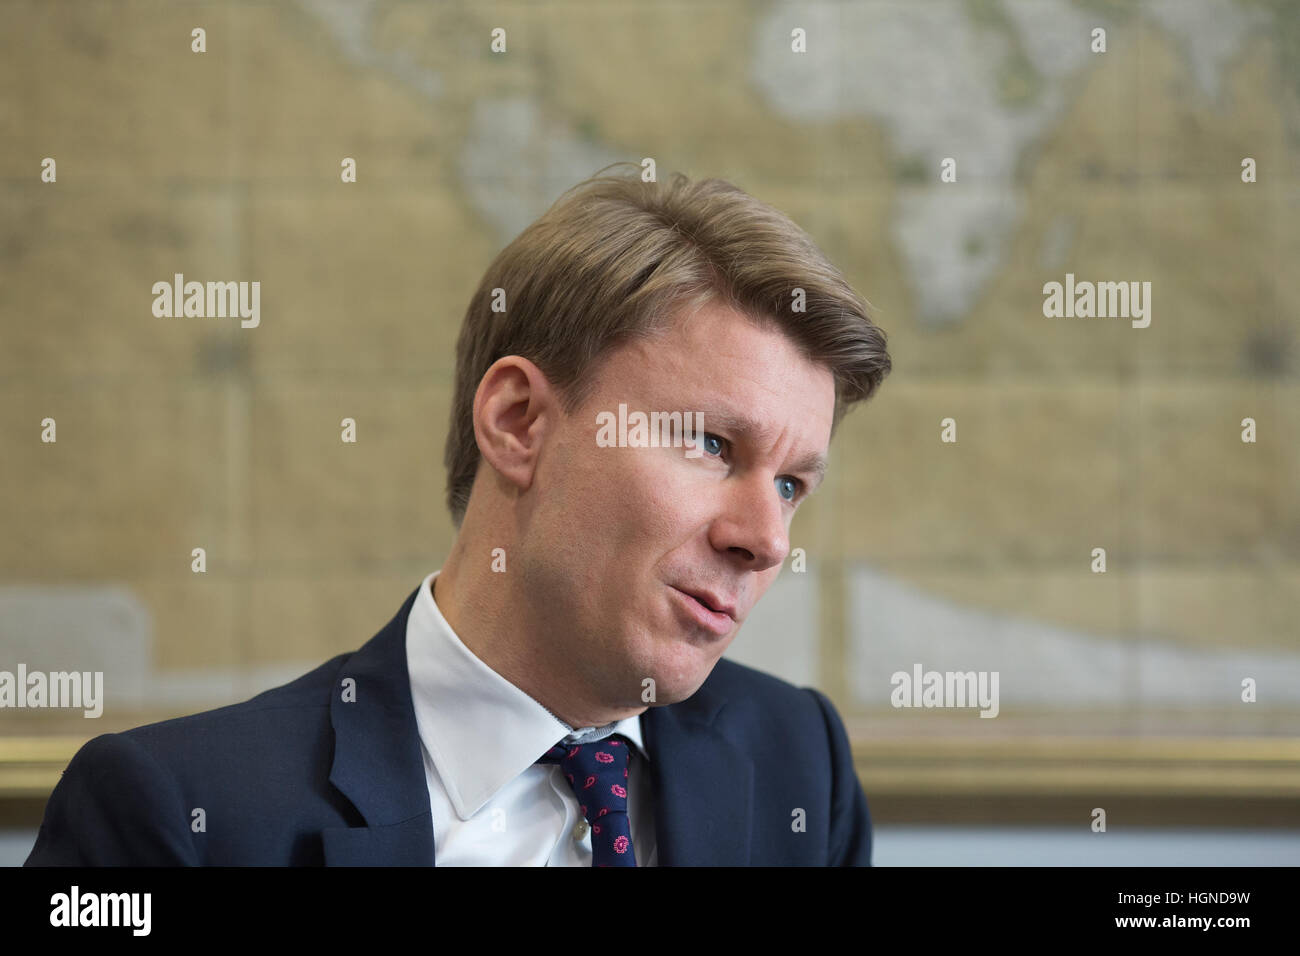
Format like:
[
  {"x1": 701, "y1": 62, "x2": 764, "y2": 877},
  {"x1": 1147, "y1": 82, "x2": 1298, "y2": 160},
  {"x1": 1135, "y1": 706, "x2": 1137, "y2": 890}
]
[{"x1": 669, "y1": 585, "x2": 736, "y2": 637}]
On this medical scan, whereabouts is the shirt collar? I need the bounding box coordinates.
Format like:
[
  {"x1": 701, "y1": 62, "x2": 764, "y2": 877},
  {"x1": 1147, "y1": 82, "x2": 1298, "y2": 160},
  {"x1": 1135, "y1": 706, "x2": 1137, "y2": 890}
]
[{"x1": 405, "y1": 570, "x2": 647, "y2": 821}]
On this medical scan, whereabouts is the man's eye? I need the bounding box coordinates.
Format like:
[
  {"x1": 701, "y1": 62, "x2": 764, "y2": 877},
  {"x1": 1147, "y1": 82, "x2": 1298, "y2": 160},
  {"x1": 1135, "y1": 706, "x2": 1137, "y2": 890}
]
[
  {"x1": 776, "y1": 477, "x2": 800, "y2": 502},
  {"x1": 700, "y1": 433, "x2": 725, "y2": 457}
]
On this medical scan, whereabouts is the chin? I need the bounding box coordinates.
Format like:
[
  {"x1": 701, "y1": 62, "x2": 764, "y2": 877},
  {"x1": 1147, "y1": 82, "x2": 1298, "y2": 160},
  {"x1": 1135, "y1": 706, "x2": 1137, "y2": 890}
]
[
  {"x1": 626, "y1": 621, "x2": 728, "y2": 703},
  {"x1": 642, "y1": 684, "x2": 699, "y2": 707},
  {"x1": 651, "y1": 657, "x2": 720, "y2": 704}
]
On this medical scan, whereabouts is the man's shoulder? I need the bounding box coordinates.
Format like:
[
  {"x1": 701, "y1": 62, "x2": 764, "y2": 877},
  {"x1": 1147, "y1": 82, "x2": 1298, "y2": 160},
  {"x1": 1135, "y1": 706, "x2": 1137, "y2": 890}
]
[
  {"x1": 29, "y1": 650, "x2": 368, "y2": 866},
  {"x1": 94, "y1": 650, "x2": 354, "y2": 779},
  {"x1": 135, "y1": 651, "x2": 347, "y2": 733}
]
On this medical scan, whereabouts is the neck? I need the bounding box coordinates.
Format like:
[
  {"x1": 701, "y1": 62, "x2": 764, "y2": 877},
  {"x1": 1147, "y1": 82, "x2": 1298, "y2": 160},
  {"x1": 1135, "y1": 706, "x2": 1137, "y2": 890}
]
[{"x1": 433, "y1": 508, "x2": 645, "y2": 729}]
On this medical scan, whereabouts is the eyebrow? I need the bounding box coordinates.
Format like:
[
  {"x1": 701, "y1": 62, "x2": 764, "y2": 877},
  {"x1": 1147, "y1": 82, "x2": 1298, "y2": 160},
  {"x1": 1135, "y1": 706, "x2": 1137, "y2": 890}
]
[{"x1": 700, "y1": 409, "x2": 829, "y2": 491}]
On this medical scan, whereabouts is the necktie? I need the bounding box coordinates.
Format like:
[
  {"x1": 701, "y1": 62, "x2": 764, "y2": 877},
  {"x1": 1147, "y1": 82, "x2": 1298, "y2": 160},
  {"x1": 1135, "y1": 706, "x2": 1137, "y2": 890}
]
[{"x1": 536, "y1": 733, "x2": 637, "y2": 866}]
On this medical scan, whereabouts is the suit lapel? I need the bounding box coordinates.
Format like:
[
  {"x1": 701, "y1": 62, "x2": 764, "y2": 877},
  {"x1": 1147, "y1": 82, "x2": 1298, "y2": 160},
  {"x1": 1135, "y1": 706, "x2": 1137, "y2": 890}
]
[
  {"x1": 323, "y1": 586, "x2": 436, "y2": 866},
  {"x1": 642, "y1": 690, "x2": 754, "y2": 866}
]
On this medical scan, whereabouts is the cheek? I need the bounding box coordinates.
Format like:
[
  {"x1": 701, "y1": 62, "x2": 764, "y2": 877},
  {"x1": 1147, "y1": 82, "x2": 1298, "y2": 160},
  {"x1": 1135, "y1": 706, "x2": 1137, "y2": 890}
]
[
  {"x1": 539, "y1": 440, "x2": 716, "y2": 576},
  {"x1": 623, "y1": 450, "x2": 714, "y2": 541},
  {"x1": 591, "y1": 438, "x2": 702, "y2": 508},
  {"x1": 536, "y1": 444, "x2": 666, "y2": 549},
  {"x1": 537, "y1": 434, "x2": 620, "y2": 524}
]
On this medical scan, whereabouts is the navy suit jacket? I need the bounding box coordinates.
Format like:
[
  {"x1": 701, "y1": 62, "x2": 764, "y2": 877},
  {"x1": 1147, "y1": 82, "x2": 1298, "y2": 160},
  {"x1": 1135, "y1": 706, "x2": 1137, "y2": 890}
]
[{"x1": 25, "y1": 585, "x2": 872, "y2": 866}]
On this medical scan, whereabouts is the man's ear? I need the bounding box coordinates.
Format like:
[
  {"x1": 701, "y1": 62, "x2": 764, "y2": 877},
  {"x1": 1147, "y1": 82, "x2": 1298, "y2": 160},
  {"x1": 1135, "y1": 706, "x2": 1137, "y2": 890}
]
[{"x1": 472, "y1": 355, "x2": 557, "y2": 496}]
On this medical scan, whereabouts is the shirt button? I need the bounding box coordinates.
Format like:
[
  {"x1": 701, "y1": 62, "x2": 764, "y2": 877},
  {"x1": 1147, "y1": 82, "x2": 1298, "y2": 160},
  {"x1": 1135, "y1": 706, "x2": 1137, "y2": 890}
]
[{"x1": 573, "y1": 819, "x2": 589, "y2": 841}]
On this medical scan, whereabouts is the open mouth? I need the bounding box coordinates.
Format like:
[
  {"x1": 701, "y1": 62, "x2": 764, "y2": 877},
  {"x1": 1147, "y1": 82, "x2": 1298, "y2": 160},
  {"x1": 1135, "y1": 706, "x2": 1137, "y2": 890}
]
[
  {"x1": 684, "y1": 592, "x2": 722, "y2": 615},
  {"x1": 669, "y1": 586, "x2": 735, "y2": 637}
]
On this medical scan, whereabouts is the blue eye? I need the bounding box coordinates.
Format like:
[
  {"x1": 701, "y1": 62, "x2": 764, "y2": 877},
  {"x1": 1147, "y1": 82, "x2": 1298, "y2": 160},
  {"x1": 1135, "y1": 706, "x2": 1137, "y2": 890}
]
[{"x1": 698, "y1": 434, "x2": 801, "y2": 502}]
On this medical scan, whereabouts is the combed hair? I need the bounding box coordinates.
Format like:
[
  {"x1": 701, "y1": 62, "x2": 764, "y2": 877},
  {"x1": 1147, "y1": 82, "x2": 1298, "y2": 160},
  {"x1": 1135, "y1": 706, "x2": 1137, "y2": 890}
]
[{"x1": 444, "y1": 162, "x2": 892, "y2": 527}]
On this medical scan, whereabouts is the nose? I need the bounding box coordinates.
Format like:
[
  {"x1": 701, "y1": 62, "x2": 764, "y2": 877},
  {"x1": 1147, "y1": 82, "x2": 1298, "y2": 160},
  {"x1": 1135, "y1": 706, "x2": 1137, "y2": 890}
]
[{"x1": 708, "y1": 472, "x2": 790, "y2": 572}]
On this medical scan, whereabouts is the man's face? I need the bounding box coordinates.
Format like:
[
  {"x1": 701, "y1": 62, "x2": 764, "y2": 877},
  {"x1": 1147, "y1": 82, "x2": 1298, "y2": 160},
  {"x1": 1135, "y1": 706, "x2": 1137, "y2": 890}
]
[{"x1": 518, "y1": 301, "x2": 836, "y2": 708}]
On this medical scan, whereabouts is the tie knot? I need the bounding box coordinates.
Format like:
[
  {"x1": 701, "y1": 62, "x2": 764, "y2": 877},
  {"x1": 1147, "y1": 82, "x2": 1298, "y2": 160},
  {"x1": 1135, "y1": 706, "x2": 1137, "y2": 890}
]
[{"x1": 538, "y1": 733, "x2": 632, "y2": 774}]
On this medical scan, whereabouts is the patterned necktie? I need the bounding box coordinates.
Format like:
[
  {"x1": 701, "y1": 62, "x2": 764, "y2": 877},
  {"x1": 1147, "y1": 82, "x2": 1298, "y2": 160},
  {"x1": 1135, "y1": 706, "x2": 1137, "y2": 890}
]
[{"x1": 536, "y1": 733, "x2": 637, "y2": 866}]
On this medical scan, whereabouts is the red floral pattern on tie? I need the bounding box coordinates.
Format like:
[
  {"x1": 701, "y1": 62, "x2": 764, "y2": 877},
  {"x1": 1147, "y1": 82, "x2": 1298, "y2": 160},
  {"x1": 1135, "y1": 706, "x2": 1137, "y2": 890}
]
[{"x1": 536, "y1": 733, "x2": 637, "y2": 867}]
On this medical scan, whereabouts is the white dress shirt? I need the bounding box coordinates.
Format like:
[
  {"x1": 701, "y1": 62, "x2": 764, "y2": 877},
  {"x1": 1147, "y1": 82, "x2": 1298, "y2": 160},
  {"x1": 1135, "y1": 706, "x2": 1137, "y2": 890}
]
[{"x1": 405, "y1": 570, "x2": 658, "y2": 865}]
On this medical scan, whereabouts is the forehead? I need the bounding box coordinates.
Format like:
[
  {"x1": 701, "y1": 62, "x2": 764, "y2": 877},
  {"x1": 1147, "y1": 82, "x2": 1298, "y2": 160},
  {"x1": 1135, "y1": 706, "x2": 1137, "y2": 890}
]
[{"x1": 593, "y1": 301, "x2": 837, "y2": 438}]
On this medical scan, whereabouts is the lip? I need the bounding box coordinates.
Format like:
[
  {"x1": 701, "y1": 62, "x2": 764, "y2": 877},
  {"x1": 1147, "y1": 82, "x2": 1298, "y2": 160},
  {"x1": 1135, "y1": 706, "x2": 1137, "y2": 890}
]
[
  {"x1": 681, "y1": 586, "x2": 737, "y2": 620},
  {"x1": 669, "y1": 586, "x2": 736, "y2": 637}
]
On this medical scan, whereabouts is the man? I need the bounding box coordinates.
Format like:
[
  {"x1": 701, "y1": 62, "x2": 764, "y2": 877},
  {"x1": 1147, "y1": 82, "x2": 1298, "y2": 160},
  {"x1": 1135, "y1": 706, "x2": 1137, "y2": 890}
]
[{"x1": 26, "y1": 164, "x2": 891, "y2": 866}]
